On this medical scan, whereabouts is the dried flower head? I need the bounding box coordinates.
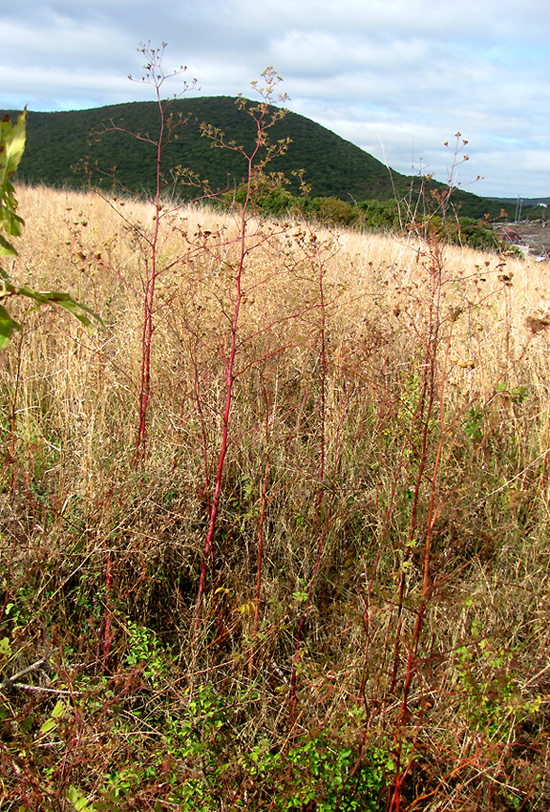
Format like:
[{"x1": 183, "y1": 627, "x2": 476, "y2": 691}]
[{"x1": 525, "y1": 315, "x2": 550, "y2": 334}]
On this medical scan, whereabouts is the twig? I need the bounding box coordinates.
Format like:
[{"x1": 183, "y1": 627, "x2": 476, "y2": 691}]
[
  {"x1": 0, "y1": 656, "x2": 50, "y2": 690},
  {"x1": 6, "y1": 684, "x2": 83, "y2": 695}
]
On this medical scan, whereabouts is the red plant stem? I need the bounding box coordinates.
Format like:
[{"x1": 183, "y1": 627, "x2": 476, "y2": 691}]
[
  {"x1": 359, "y1": 437, "x2": 409, "y2": 705},
  {"x1": 135, "y1": 71, "x2": 165, "y2": 466},
  {"x1": 397, "y1": 326, "x2": 453, "y2": 715},
  {"x1": 315, "y1": 245, "x2": 327, "y2": 515},
  {"x1": 193, "y1": 95, "x2": 275, "y2": 631},
  {"x1": 388, "y1": 251, "x2": 443, "y2": 692},
  {"x1": 192, "y1": 345, "x2": 212, "y2": 512},
  {"x1": 289, "y1": 393, "x2": 351, "y2": 718},
  {"x1": 194, "y1": 173, "x2": 252, "y2": 631},
  {"x1": 388, "y1": 251, "x2": 447, "y2": 812},
  {"x1": 288, "y1": 487, "x2": 337, "y2": 721},
  {"x1": 102, "y1": 538, "x2": 114, "y2": 672},
  {"x1": 254, "y1": 395, "x2": 271, "y2": 644}
]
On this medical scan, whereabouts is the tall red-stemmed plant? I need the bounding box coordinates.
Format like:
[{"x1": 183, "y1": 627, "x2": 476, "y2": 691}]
[
  {"x1": 98, "y1": 42, "x2": 197, "y2": 465},
  {"x1": 193, "y1": 69, "x2": 290, "y2": 630}
]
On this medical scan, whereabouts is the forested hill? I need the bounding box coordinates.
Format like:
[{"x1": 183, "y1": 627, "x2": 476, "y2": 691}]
[{"x1": 5, "y1": 97, "x2": 507, "y2": 218}]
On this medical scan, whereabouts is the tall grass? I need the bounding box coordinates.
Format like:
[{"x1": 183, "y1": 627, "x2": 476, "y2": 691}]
[{"x1": 1, "y1": 182, "x2": 550, "y2": 810}]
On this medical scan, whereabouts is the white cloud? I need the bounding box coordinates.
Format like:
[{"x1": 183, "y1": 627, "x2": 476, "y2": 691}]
[{"x1": 0, "y1": 0, "x2": 548, "y2": 197}]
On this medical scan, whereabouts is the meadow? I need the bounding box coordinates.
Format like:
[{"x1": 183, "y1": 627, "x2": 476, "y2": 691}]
[{"x1": 1, "y1": 181, "x2": 550, "y2": 811}]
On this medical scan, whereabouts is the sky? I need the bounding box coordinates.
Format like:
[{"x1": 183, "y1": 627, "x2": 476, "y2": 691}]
[{"x1": 1, "y1": 0, "x2": 549, "y2": 200}]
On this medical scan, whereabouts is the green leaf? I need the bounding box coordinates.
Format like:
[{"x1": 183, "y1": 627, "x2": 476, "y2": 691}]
[
  {"x1": 0, "y1": 636, "x2": 11, "y2": 659},
  {"x1": 0, "y1": 111, "x2": 26, "y2": 257},
  {"x1": 67, "y1": 785, "x2": 96, "y2": 811},
  {"x1": 16, "y1": 287, "x2": 104, "y2": 331},
  {"x1": 0, "y1": 264, "x2": 12, "y2": 282},
  {"x1": 0, "y1": 231, "x2": 17, "y2": 257},
  {"x1": 0, "y1": 304, "x2": 20, "y2": 350},
  {"x1": 51, "y1": 699, "x2": 66, "y2": 718},
  {"x1": 41, "y1": 291, "x2": 103, "y2": 329},
  {"x1": 0, "y1": 195, "x2": 24, "y2": 236},
  {"x1": 39, "y1": 700, "x2": 66, "y2": 734},
  {"x1": 39, "y1": 717, "x2": 57, "y2": 734},
  {"x1": 0, "y1": 110, "x2": 27, "y2": 183}
]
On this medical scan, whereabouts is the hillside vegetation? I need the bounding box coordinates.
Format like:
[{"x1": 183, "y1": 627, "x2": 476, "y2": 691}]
[
  {"x1": 1, "y1": 183, "x2": 550, "y2": 810},
  {"x1": 3, "y1": 97, "x2": 513, "y2": 221}
]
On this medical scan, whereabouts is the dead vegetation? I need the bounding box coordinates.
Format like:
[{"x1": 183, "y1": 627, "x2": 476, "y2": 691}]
[{"x1": 1, "y1": 184, "x2": 550, "y2": 811}]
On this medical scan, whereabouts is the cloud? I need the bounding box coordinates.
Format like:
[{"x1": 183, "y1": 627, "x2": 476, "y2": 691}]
[{"x1": 1, "y1": 0, "x2": 548, "y2": 197}]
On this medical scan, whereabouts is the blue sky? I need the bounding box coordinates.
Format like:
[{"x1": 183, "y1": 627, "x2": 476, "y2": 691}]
[{"x1": 1, "y1": 0, "x2": 549, "y2": 198}]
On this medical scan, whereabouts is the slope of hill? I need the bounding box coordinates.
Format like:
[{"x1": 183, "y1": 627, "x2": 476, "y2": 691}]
[{"x1": 3, "y1": 98, "x2": 512, "y2": 218}]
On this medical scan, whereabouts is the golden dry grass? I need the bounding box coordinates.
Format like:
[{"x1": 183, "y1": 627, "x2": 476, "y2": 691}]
[{"x1": 2, "y1": 184, "x2": 550, "y2": 810}]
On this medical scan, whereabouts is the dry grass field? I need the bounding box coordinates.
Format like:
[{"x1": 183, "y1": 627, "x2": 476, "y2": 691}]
[{"x1": 2, "y1": 183, "x2": 550, "y2": 810}]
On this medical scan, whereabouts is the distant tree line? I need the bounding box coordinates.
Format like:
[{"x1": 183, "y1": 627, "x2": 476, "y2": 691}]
[{"x1": 226, "y1": 176, "x2": 506, "y2": 253}]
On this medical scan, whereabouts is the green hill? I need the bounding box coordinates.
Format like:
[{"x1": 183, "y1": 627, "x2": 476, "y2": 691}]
[{"x1": 3, "y1": 97, "x2": 512, "y2": 218}]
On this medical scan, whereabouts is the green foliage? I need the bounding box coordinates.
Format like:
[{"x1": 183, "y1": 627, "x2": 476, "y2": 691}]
[
  {"x1": 316, "y1": 196, "x2": 357, "y2": 226},
  {"x1": 66, "y1": 786, "x2": 96, "y2": 812},
  {"x1": 39, "y1": 698, "x2": 67, "y2": 735},
  {"x1": 0, "y1": 110, "x2": 26, "y2": 256},
  {"x1": 454, "y1": 638, "x2": 539, "y2": 738},
  {"x1": 224, "y1": 177, "x2": 505, "y2": 252},
  {"x1": 3, "y1": 99, "x2": 401, "y2": 202},
  {"x1": 463, "y1": 406, "x2": 484, "y2": 442},
  {"x1": 444, "y1": 216, "x2": 501, "y2": 252},
  {"x1": 356, "y1": 198, "x2": 402, "y2": 230},
  {"x1": 525, "y1": 204, "x2": 550, "y2": 221},
  {"x1": 87, "y1": 681, "x2": 390, "y2": 811},
  {"x1": 176, "y1": 688, "x2": 389, "y2": 810},
  {"x1": 1, "y1": 100, "x2": 513, "y2": 219},
  {"x1": 228, "y1": 172, "x2": 297, "y2": 215},
  {"x1": 276, "y1": 738, "x2": 389, "y2": 811},
  {"x1": 124, "y1": 621, "x2": 169, "y2": 687},
  {"x1": 0, "y1": 636, "x2": 11, "y2": 667},
  {"x1": 0, "y1": 110, "x2": 103, "y2": 348}
]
